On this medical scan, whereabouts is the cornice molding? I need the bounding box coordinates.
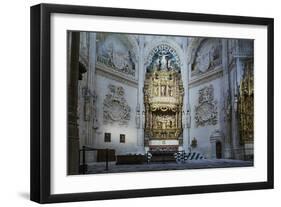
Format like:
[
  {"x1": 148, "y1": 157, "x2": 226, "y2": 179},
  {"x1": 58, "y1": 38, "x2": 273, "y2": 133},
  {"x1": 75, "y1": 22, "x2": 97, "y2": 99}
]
[
  {"x1": 189, "y1": 66, "x2": 223, "y2": 88},
  {"x1": 96, "y1": 63, "x2": 138, "y2": 88}
]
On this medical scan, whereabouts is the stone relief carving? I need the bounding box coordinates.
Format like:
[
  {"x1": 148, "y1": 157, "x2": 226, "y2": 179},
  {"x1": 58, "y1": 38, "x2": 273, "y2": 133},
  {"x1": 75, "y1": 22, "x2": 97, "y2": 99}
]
[
  {"x1": 191, "y1": 39, "x2": 222, "y2": 76},
  {"x1": 194, "y1": 85, "x2": 218, "y2": 127},
  {"x1": 103, "y1": 84, "x2": 131, "y2": 125},
  {"x1": 97, "y1": 50, "x2": 136, "y2": 77},
  {"x1": 97, "y1": 35, "x2": 136, "y2": 78}
]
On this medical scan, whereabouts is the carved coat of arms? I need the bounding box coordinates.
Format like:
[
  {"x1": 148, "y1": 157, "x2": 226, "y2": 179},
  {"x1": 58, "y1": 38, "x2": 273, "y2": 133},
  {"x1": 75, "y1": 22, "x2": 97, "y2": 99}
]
[
  {"x1": 103, "y1": 84, "x2": 131, "y2": 125},
  {"x1": 194, "y1": 85, "x2": 218, "y2": 127}
]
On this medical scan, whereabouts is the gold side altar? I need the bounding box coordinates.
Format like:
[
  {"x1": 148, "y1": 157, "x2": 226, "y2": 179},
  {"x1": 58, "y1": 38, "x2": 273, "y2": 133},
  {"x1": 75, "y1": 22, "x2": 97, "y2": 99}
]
[
  {"x1": 238, "y1": 59, "x2": 254, "y2": 160},
  {"x1": 238, "y1": 60, "x2": 254, "y2": 145}
]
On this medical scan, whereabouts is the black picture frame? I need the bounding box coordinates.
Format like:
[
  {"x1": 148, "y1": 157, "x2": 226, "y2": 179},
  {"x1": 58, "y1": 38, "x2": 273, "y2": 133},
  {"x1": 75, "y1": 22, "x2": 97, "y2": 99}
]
[{"x1": 30, "y1": 3, "x2": 274, "y2": 204}]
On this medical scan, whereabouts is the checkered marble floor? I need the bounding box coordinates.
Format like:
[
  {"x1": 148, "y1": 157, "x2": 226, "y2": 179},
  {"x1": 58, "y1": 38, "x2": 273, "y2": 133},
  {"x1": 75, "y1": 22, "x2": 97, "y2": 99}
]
[{"x1": 85, "y1": 159, "x2": 253, "y2": 174}]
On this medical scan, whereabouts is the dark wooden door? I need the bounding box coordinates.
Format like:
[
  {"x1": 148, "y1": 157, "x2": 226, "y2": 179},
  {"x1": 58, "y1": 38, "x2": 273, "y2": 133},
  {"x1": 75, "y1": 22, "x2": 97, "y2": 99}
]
[{"x1": 216, "y1": 141, "x2": 222, "y2": 159}]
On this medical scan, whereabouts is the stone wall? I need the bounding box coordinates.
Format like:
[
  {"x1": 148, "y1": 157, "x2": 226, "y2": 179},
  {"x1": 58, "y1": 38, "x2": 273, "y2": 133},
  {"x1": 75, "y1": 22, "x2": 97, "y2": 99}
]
[{"x1": 93, "y1": 74, "x2": 138, "y2": 155}]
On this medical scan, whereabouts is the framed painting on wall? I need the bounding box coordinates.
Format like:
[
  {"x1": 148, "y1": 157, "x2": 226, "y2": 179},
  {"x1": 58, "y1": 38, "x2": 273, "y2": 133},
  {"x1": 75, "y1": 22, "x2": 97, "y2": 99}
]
[{"x1": 30, "y1": 3, "x2": 274, "y2": 203}]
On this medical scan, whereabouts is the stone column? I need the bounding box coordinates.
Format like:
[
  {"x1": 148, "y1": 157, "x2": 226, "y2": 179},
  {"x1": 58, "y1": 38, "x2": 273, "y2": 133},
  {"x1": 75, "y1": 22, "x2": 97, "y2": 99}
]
[
  {"x1": 136, "y1": 36, "x2": 145, "y2": 153},
  {"x1": 67, "y1": 32, "x2": 80, "y2": 175},
  {"x1": 86, "y1": 32, "x2": 97, "y2": 147},
  {"x1": 182, "y1": 38, "x2": 190, "y2": 152},
  {"x1": 232, "y1": 55, "x2": 242, "y2": 159},
  {"x1": 81, "y1": 32, "x2": 98, "y2": 163},
  {"x1": 222, "y1": 39, "x2": 233, "y2": 159}
]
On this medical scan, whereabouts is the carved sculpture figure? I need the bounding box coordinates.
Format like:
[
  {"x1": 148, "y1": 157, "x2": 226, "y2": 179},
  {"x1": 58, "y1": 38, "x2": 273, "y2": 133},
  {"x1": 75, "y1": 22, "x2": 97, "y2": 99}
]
[
  {"x1": 160, "y1": 54, "x2": 169, "y2": 70},
  {"x1": 147, "y1": 44, "x2": 181, "y2": 72}
]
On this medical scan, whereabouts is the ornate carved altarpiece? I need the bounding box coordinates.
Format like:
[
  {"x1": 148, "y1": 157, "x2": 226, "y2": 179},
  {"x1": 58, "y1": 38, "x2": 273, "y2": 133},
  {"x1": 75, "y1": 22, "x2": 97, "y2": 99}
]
[{"x1": 144, "y1": 53, "x2": 184, "y2": 151}]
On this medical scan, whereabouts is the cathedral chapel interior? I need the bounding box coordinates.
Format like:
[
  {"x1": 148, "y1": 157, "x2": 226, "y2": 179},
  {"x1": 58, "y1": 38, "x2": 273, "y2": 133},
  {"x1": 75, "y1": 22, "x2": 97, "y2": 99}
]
[{"x1": 67, "y1": 31, "x2": 254, "y2": 174}]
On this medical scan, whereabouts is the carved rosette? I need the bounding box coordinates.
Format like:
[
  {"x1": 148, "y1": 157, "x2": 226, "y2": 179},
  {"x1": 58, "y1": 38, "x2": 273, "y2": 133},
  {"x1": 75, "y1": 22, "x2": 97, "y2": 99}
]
[
  {"x1": 103, "y1": 84, "x2": 131, "y2": 125},
  {"x1": 194, "y1": 85, "x2": 218, "y2": 127}
]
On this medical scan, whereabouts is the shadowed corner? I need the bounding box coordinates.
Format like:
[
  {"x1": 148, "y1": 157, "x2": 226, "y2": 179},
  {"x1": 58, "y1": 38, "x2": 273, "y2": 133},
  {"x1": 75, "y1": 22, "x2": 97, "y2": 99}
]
[{"x1": 18, "y1": 192, "x2": 30, "y2": 200}]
